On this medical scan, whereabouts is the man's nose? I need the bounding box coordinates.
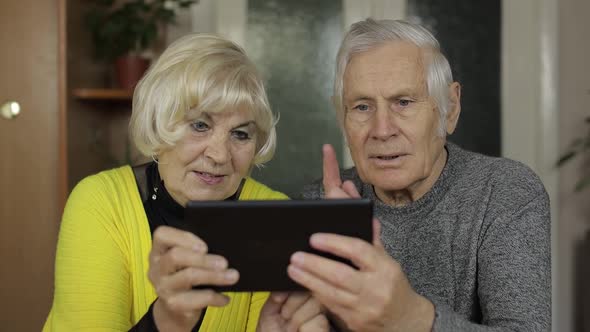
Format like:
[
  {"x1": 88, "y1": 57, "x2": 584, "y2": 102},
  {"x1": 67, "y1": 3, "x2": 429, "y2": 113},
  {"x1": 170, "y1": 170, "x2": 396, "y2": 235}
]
[
  {"x1": 204, "y1": 134, "x2": 231, "y2": 164},
  {"x1": 370, "y1": 106, "x2": 399, "y2": 140}
]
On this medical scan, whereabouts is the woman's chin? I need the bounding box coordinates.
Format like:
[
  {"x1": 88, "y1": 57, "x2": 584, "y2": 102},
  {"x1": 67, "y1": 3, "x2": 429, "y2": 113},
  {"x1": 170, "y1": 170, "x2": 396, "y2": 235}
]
[{"x1": 186, "y1": 186, "x2": 239, "y2": 202}]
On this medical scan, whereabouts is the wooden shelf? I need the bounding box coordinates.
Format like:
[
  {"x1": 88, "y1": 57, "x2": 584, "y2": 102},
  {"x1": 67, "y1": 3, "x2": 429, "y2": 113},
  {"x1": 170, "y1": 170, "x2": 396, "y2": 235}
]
[{"x1": 72, "y1": 88, "x2": 133, "y2": 101}]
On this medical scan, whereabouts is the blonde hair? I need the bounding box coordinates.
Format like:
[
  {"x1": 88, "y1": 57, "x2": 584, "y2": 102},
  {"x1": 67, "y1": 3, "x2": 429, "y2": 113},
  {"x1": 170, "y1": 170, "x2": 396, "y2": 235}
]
[{"x1": 130, "y1": 33, "x2": 277, "y2": 165}]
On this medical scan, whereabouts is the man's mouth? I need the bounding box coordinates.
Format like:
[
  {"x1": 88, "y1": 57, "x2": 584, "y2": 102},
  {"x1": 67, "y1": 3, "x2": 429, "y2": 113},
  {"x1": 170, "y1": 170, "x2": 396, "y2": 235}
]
[
  {"x1": 371, "y1": 153, "x2": 406, "y2": 160},
  {"x1": 376, "y1": 155, "x2": 401, "y2": 160}
]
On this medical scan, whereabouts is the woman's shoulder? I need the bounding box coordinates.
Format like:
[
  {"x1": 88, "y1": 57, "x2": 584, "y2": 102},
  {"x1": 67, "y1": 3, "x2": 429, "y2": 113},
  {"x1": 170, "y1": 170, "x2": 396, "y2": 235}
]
[
  {"x1": 73, "y1": 165, "x2": 134, "y2": 195},
  {"x1": 241, "y1": 177, "x2": 289, "y2": 200},
  {"x1": 66, "y1": 165, "x2": 138, "y2": 215},
  {"x1": 61, "y1": 165, "x2": 146, "y2": 243}
]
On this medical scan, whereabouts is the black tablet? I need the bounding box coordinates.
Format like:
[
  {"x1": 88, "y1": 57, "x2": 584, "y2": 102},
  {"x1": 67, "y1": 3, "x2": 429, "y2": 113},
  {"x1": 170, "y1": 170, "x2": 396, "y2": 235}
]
[{"x1": 182, "y1": 199, "x2": 373, "y2": 292}]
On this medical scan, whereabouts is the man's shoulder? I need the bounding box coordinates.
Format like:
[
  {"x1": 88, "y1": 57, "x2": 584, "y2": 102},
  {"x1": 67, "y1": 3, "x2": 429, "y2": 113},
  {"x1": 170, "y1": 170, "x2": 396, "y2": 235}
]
[
  {"x1": 300, "y1": 167, "x2": 362, "y2": 199},
  {"x1": 449, "y1": 144, "x2": 548, "y2": 207}
]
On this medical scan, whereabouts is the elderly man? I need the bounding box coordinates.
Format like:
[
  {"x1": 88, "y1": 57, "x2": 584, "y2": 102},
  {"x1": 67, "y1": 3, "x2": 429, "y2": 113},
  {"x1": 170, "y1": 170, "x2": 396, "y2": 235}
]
[{"x1": 289, "y1": 19, "x2": 551, "y2": 331}]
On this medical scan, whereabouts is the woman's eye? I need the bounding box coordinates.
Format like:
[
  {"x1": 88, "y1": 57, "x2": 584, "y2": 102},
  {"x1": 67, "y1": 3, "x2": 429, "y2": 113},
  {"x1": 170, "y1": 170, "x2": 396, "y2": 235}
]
[
  {"x1": 353, "y1": 104, "x2": 370, "y2": 112},
  {"x1": 232, "y1": 130, "x2": 251, "y2": 141},
  {"x1": 191, "y1": 121, "x2": 209, "y2": 132}
]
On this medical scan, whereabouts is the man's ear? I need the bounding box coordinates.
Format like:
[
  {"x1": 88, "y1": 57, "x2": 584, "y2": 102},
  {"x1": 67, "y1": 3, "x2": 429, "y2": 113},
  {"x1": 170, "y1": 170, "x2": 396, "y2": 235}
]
[
  {"x1": 331, "y1": 95, "x2": 338, "y2": 109},
  {"x1": 332, "y1": 95, "x2": 346, "y2": 131},
  {"x1": 446, "y1": 82, "x2": 461, "y2": 135}
]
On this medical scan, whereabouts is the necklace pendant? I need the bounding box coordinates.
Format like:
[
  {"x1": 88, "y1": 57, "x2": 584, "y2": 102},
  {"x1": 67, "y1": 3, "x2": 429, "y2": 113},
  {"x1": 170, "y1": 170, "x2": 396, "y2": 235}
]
[{"x1": 151, "y1": 194, "x2": 157, "y2": 200}]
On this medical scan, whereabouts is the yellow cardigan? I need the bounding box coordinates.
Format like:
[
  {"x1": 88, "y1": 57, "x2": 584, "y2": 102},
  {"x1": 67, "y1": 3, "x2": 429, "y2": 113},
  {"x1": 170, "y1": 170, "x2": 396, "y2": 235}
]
[{"x1": 43, "y1": 166, "x2": 288, "y2": 331}]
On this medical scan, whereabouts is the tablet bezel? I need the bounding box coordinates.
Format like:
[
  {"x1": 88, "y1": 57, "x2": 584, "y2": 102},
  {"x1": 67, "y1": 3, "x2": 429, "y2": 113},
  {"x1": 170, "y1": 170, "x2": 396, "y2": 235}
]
[{"x1": 181, "y1": 199, "x2": 373, "y2": 292}]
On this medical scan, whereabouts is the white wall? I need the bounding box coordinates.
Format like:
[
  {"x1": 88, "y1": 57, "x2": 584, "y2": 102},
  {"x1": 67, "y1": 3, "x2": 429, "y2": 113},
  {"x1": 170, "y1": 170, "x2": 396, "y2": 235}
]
[
  {"x1": 557, "y1": 0, "x2": 590, "y2": 331},
  {"x1": 501, "y1": 0, "x2": 561, "y2": 330},
  {"x1": 504, "y1": 1, "x2": 590, "y2": 331},
  {"x1": 167, "y1": 0, "x2": 247, "y2": 47}
]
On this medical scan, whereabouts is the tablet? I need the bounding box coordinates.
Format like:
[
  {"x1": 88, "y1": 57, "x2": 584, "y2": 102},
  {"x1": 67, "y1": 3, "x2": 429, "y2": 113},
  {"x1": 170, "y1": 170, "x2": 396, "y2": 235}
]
[{"x1": 182, "y1": 199, "x2": 373, "y2": 292}]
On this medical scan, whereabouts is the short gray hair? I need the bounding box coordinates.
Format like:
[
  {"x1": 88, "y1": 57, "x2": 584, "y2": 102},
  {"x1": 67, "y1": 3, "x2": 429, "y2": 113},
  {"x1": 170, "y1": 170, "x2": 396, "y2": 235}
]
[{"x1": 334, "y1": 18, "x2": 453, "y2": 136}]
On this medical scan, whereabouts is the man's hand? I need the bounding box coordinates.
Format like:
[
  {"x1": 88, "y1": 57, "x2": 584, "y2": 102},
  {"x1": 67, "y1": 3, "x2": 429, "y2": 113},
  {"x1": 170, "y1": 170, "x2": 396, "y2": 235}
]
[
  {"x1": 256, "y1": 292, "x2": 329, "y2": 332},
  {"x1": 287, "y1": 144, "x2": 434, "y2": 332},
  {"x1": 321, "y1": 144, "x2": 362, "y2": 199}
]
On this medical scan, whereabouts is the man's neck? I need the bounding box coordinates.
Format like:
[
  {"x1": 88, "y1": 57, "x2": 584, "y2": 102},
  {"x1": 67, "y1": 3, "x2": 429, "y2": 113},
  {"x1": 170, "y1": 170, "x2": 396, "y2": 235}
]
[{"x1": 374, "y1": 147, "x2": 448, "y2": 207}]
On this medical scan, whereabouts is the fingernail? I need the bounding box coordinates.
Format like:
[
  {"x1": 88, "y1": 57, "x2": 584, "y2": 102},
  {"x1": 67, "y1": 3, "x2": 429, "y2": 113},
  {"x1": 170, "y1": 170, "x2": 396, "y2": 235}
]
[
  {"x1": 291, "y1": 252, "x2": 304, "y2": 265},
  {"x1": 287, "y1": 264, "x2": 303, "y2": 278},
  {"x1": 225, "y1": 269, "x2": 238, "y2": 281},
  {"x1": 213, "y1": 258, "x2": 227, "y2": 270},
  {"x1": 310, "y1": 233, "x2": 325, "y2": 245}
]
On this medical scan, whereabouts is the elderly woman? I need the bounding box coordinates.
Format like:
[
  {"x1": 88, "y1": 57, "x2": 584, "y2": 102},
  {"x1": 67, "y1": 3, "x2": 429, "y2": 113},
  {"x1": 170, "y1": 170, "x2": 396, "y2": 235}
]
[{"x1": 43, "y1": 34, "x2": 328, "y2": 331}]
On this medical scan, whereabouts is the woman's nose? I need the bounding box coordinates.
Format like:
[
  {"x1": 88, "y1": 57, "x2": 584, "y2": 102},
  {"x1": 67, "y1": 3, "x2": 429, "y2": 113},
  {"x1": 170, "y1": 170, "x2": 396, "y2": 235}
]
[{"x1": 204, "y1": 135, "x2": 231, "y2": 164}]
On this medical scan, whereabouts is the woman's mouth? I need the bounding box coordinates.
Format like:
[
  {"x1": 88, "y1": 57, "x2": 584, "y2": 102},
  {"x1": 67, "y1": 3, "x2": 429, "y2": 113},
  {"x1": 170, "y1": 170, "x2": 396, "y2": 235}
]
[{"x1": 194, "y1": 171, "x2": 225, "y2": 185}]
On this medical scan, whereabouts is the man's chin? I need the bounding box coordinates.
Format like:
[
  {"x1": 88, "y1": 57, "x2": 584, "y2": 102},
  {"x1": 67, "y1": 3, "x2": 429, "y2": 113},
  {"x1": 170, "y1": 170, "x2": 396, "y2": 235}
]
[
  {"x1": 359, "y1": 168, "x2": 412, "y2": 189},
  {"x1": 372, "y1": 182, "x2": 413, "y2": 193}
]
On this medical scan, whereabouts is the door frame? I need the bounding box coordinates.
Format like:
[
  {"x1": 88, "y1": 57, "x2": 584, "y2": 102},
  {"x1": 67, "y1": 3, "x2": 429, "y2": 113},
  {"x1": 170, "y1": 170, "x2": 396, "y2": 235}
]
[{"x1": 59, "y1": 0, "x2": 67, "y2": 209}]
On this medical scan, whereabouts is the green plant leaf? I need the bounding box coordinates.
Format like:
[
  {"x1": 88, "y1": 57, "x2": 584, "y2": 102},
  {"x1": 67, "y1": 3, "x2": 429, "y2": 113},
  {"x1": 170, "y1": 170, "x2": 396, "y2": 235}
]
[
  {"x1": 84, "y1": 0, "x2": 193, "y2": 61},
  {"x1": 558, "y1": 114, "x2": 590, "y2": 193},
  {"x1": 91, "y1": 0, "x2": 115, "y2": 7},
  {"x1": 179, "y1": 1, "x2": 196, "y2": 8},
  {"x1": 574, "y1": 176, "x2": 590, "y2": 192},
  {"x1": 557, "y1": 151, "x2": 577, "y2": 166},
  {"x1": 570, "y1": 138, "x2": 584, "y2": 149}
]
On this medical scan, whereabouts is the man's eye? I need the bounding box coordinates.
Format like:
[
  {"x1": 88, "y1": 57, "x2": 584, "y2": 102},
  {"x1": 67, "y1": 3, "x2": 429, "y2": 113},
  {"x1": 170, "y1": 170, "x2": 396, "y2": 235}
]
[
  {"x1": 191, "y1": 121, "x2": 209, "y2": 132},
  {"x1": 232, "y1": 130, "x2": 251, "y2": 140},
  {"x1": 398, "y1": 99, "x2": 412, "y2": 107},
  {"x1": 354, "y1": 104, "x2": 370, "y2": 112}
]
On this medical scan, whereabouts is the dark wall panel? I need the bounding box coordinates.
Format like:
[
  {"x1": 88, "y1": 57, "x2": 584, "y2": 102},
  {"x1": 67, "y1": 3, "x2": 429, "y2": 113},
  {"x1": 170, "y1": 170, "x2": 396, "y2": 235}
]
[
  {"x1": 408, "y1": 0, "x2": 501, "y2": 156},
  {"x1": 246, "y1": 0, "x2": 343, "y2": 197}
]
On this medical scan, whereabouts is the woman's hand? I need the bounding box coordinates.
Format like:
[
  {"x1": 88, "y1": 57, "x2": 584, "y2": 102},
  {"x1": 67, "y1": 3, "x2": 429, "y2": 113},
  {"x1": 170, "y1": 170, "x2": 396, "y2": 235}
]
[
  {"x1": 148, "y1": 226, "x2": 239, "y2": 332},
  {"x1": 256, "y1": 292, "x2": 329, "y2": 332}
]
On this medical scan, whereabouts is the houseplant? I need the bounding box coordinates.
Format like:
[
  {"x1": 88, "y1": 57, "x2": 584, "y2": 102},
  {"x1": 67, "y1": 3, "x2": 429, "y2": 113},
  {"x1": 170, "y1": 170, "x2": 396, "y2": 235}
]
[
  {"x1": 558, "y1": 115, "x2": 590, "y2": 191},
  {"x1": 86, "y1": 0, "x2": 196, "y2": 89}
]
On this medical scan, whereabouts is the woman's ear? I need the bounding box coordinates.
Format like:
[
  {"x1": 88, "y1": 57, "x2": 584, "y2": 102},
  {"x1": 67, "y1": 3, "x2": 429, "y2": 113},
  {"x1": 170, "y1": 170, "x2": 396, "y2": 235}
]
[{"x1": 446, "y1": 82, "x2": 461, "y2": 135}]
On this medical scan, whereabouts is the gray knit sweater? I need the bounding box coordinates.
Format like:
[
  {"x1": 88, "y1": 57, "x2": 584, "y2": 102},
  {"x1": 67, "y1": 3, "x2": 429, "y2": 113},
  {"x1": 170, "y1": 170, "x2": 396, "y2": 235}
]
[{"x1": 301, "y1": 143, "x2": 551, "y2": 331}]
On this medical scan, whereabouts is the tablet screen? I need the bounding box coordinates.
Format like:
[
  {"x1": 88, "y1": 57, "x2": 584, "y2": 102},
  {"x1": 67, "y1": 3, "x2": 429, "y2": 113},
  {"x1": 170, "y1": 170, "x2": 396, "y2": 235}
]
[{"x1": 182, "y1": 199, "x2": 373, "y2": 292}]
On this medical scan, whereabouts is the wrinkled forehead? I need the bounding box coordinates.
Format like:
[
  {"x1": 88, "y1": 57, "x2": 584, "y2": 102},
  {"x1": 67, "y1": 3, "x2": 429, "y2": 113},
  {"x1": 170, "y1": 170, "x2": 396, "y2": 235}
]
[{"x1": 343, "y1": 41, "x2": 429, "y2": 97}]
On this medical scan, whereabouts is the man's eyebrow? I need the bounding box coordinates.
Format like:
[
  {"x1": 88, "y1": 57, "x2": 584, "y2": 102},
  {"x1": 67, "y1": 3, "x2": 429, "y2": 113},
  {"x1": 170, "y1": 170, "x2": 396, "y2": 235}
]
[
  {"x1": 344, "y1": 95, "x2": 373, "y2": 103},
  {"x1": 345, "y1": 86, "x2": 422, "y2": 101},
  {"x1": 386, "y1": 91, "x2": 418, "y2": 100}
]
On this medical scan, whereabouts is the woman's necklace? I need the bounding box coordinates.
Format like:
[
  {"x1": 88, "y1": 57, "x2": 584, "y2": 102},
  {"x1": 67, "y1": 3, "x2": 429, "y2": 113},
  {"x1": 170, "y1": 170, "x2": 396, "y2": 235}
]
[{"x1": 152, "y1": 186, "x2": 158, "y2": 200}]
